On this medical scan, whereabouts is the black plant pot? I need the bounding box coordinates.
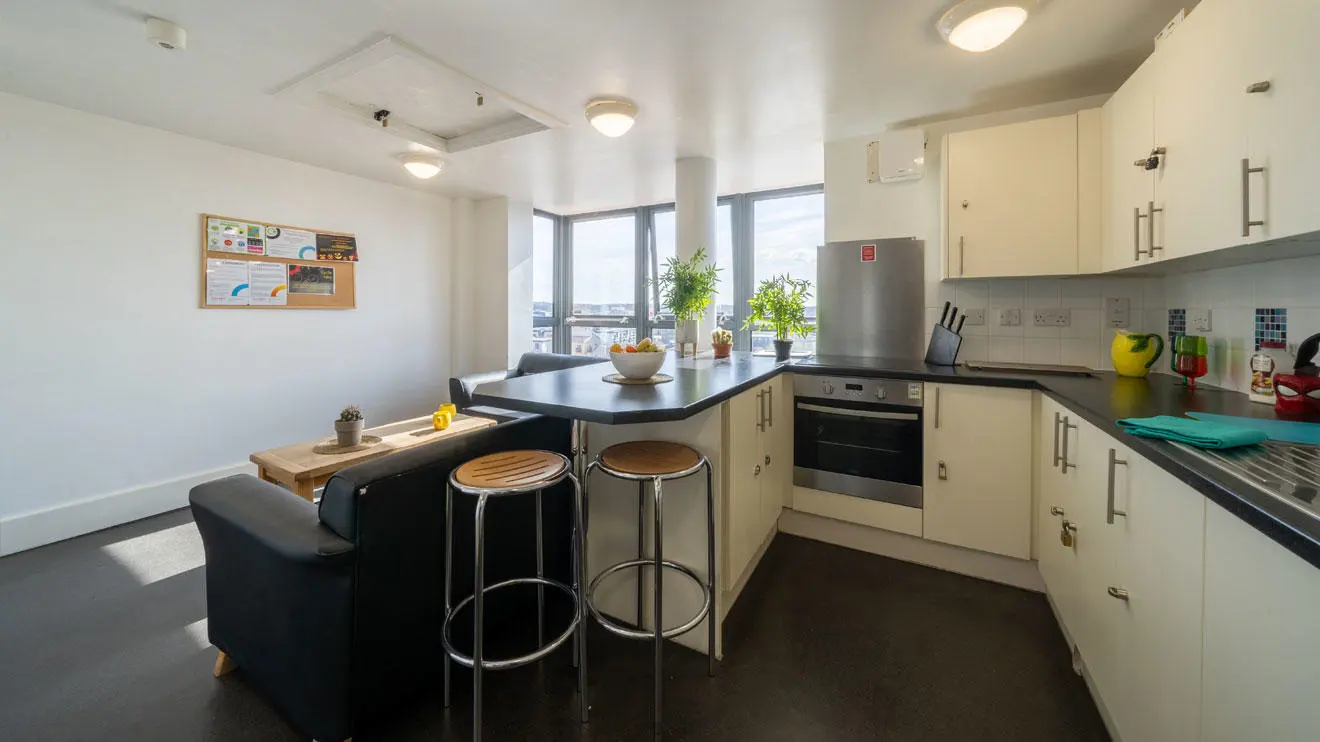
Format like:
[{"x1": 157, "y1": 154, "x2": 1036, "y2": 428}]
[{"x1": 773, "y1": 339, "x2": 793, "y2": 362}]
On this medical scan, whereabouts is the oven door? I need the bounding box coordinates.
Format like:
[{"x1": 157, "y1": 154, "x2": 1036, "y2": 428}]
[{"x1": 793, "y1": 397, "x2": 923, "y2": 507}]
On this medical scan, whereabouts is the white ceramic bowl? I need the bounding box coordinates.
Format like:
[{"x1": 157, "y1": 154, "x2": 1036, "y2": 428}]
[{"x1": 609, "y1": 350, "x2": 666, "y2": 379}]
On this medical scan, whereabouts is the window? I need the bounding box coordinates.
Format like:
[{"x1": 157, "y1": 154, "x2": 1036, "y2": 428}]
[
  {"x1": 750, "y1": 191, "x2": 824, "y2": 355},
  {"x1": 536, "y1": 184, "x2": 823, "y2": 356},
  {"x1": 570, "y1": 213, "x2": 636, "y2": 356},
  {"x1": 645, "y1": 204, "x2": 734, "y2": 350},
  {"x1": 531, "y1": 213, "x2": 556, "y2": 353}
]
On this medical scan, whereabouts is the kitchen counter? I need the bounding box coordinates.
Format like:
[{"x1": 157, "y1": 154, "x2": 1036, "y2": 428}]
[{"x1": 473, "y1": 351, "x2": 1320, "y2": 569}]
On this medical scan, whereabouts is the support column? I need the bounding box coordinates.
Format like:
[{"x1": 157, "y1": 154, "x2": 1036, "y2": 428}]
[{"x1": 675, "y1": 157, "x2": 717, "y2": 349}]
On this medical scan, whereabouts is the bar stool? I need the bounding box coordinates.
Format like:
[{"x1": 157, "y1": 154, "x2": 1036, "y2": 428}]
[
  {"x1": 584, "y1": 440, "x2": 716, "y2": 740},
  {"x1": 442, "y1": 450, "x2": 588, "y2": 742}
]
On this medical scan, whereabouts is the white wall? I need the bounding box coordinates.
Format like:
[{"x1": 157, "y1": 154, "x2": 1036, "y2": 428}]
[
  {"x1": 0, "y1": 92, "x2": 453, "y2": 554},
  {"x1": 824, "y1": 94, "x2": 1154, "y2": 370},
  {"x1": 450, "y1": 197, "x2": 533, "y2": 376}
]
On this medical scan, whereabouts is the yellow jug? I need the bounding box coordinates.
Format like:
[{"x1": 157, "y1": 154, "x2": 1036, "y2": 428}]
[{"x1": 1110, "y1": 330, "x2": 1165, "y2": 378}]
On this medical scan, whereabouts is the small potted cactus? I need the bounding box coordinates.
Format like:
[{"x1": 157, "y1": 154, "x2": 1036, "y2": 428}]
[
  {"x1": 335, "y1": 405, "x2": 364, "y2": 446},
  {"x1": 711, "y1": 328, "x2": 733, "y2": 359}
]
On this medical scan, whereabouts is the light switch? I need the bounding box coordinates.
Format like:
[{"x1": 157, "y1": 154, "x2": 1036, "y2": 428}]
[
  {"x1": 1106, "y1": 297, "x2": 1131, "y2": 328},
  {"x1": 1190, "y1": 308, "x2": 1212, "y2": 333},
  {"x1": 997, "y1": 307, "x2": 1021, "y2": 327}
]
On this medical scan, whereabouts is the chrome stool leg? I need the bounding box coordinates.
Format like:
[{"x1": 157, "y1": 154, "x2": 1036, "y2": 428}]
[
  {"x1": 651, "y1": 476, "x2": 664, "y2": 740},
  {"x1": 472, "y1": 494, "x2": 488, "y2": 742},
  {"x1": 570, "y1": 472, "x2": 589, "y2": 722},
  {"x1": 705, "y1": 460, "x2": 717, "y2": 677},
  {"x1": 443, "y1": 481, "x2": 454, "y2": 709},
  {"x1": 637, "y1": 480, "x2": 646, "y2": 626},
  {"x1": 536, "y1": 489, "x2": 544, "y2": 648}
]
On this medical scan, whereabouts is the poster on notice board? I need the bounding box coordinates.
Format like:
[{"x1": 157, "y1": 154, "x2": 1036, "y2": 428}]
[
  {"x1": 288, "y1": 264, "x2": 335, "y2": 295},
  {"x1": 316, "y1": 233, "x2": 358, "y2": 262}
]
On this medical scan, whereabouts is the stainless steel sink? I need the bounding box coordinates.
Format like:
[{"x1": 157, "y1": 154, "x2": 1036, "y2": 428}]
[{"x1": 1174, "y1": 440, "x2": 1320, "y2": 523}]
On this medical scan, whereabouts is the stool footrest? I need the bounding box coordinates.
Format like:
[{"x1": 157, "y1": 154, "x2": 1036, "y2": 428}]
[
  {"x1": 443, "y1": 577, "x2": 580, "y2": 671},
  {"x1": 587, "y1": 558, "x2": 712, "y2": 641}
]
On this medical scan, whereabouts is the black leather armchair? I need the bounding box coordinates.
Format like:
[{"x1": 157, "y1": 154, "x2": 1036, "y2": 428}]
[
  {"x1": 449, "y1": 352, "x2": 604, "y2": 422},
  {"x1": 190, "y1": 415, "x2": 575, "y2": 742}
]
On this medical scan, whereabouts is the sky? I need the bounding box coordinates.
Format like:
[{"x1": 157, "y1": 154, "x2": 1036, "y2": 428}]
[{"x1": 533, "y1": 192, "x2": 824, "y2": 311}]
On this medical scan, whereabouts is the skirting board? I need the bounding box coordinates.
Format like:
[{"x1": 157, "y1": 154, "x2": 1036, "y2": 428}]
[
  {"x1": 0, "y1": 462, "x2": 254, "y2": 556},
  {"x1": 778, "y1": 508, "x2": 1045, "y2": 593}
]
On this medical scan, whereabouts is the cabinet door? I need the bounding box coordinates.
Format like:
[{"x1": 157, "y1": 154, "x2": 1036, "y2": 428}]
[
  {"x1": 1038, "y1": 403, "x2": 1096, "y2": 656},
  {"x1": 723, "y1": 386, "x2": 763, "y2": 588},
  {"x1": 1202, "y1": 503, "x2": 1320, "y2": 741},
  {"x1": 1155, "y1": 0, "x2": 1251, "y2": 258},
  {"x1": 1036, "y1": 398, "x2": 1073, "y2": 596},
  {"x1": 1245, "y1": 1, "x2": 1320, "y2": 242},
  {"x1": 923, "y1": 384, "x2": 1033, "y2": 558},
  {"x1": 1103, "y1": 55, "x2": 1158, "y2": 271},
  {"x1": 947, "y1": 115, "x2": 1078, "y2": 277},
  {"x1": 1071, "y1": 427, "x2": 1126, "y2": 718},
  {"x1": 759, "y1": 378, "x2": 789, "y2": 535}
]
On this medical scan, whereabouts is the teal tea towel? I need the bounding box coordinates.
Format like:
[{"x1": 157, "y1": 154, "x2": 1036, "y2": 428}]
[{"x1": 1116, "y1": 415, "x2": 1268, "y2": 449}]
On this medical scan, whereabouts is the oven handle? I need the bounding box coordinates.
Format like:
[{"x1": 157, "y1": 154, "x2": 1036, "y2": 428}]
[{"x1": 795, "y1": 402, "x2": 920, "y2": 421}]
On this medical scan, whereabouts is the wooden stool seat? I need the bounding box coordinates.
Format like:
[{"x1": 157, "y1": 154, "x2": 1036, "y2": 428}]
[
  {"x1": 453, "y1": 450, "x2": 568, "y2": 491},
  {"x1": 598, "y1": 441, "x2": 702, "y2": 477}
]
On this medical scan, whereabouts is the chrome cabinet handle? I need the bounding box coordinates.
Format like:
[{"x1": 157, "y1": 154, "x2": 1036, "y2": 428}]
[
  {"x1": 1135, "y1": 204, "x2": 1145, "y2": 260},
  {"x1": 934, "y1": 387, "x2": 941, "y2": 429},
  {"x1": 958, "y1": 236, "x2": 965, "y2": 276},
  {"x1": 756, "y1": 390, "x2": 765, "y2": 432},
  {"x1": 1049, "y1": 506, "x2": 1065, "y2": 516},
  {"x1": 765, "y1": 385, "x2": 773, "y2": 428},
  {"x1": 1060, "y1": 416, "x2": 1078, "y2": 473},
  {"x1": 1148, "y1": 201, "x2": 1164, "y2": 255},
  {"x1": 1108, "y1": 587, "x2": 1130, "y2": 601},
  {"x1": 1052, "y1": 412, "x2": 1062, "y2": 468},
  {"x1": 1246, "y1": 81, "x2": 1272, "y2": 94},
  {"x1": 1106, "y1": 448, "x2": 1129, "y2": 524},
  {"x1": 1242, "y1": 158, "x2": 1266, "y2": 237}
]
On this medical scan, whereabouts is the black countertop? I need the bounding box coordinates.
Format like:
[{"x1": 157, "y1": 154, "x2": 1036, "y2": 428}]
[{"x1": 474, "y1": 351, "x2": 1320, "y2": 568}]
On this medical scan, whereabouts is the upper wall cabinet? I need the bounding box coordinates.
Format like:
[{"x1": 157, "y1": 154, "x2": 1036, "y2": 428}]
[
  {"x1": 943, "y1": 111, "x2": 1101, "y2": 279},
  {"x1": 1102, "y1": 56, "x2": 1159, "y2": 271}
]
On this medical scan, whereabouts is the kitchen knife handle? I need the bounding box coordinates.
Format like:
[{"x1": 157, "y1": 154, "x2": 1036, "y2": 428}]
[
  {"x1": 939, "y1": 301, "x2": 951, "y2": 326},
  {"x1": 948, "y1": 307, "x2": 958, "y2": 329},
  {"x1": 955, "y1": 315, "x2": 966, "y2": 334}
]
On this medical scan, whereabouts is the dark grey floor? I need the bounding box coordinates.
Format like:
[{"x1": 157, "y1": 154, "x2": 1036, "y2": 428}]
[{"x1": 0, "y1": 510, "x2": 1108, "y2": 741}]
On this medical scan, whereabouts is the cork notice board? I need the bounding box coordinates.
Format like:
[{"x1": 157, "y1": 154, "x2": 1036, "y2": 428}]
[{"x1": 200, "y1": 214, "x2": 358, "y2": 309}]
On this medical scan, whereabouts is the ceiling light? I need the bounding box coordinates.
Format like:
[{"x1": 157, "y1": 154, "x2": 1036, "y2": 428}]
[
  {"x1": 938, "y1": 1, "x2": 1031, "y2": 53},
  {"x1": 398, "y1": 152, "x2": 443, "y2": 179},
  {"x1": 585, "y1": 98, "x2": 638, "y2": 138}
]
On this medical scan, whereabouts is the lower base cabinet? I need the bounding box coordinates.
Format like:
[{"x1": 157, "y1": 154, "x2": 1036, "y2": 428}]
[{"x1": 1201, "y1": 502, "x2": 1320, "y2": 742}]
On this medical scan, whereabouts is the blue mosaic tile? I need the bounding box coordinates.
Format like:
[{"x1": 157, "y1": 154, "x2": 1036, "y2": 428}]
[
  {"x1": 1254, "y1": 307, "x2": 1287, "y2": 350},
  {"x1": 1168, "y1": 308, "x2": 1186, "y2": 339}
]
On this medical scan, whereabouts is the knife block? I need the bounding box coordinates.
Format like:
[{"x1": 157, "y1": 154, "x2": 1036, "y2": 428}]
[{"x1": 924, "y1": 323, "x2": 963, "y2": 366}]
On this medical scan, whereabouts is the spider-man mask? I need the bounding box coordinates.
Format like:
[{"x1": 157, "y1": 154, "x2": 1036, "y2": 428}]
[{"x1": 1274, "y1": 373, "x2": 1320, "y2": 415}]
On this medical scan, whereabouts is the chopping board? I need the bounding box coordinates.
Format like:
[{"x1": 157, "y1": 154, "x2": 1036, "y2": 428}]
[{"x1": 1185, "y1": 412, "x2": 1320, "y2": 445}]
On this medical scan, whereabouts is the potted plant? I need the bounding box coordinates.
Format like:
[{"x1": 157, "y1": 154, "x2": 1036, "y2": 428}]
[
  {"x1": 744, "y1": 274, "x2": 813, "y2": 361},
  {"x1": 335, "y1": 405, "x2": 364, "y2": 446},
  {"x1": 711, "y1": 328, "x2": 733, "y2": 359},
  {"x1": 651, "y1": 247, "x2": 721, "y2": 357}
]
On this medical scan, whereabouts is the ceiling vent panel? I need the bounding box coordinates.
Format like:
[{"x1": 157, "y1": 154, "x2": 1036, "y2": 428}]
[{"x1": 274, "y1": 35, "x2": 564, "y2": 154}]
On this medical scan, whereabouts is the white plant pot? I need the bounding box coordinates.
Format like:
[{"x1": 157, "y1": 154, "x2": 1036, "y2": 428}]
[{"x1": 335, "y1": 419, "x2": 364, "y2": 446}]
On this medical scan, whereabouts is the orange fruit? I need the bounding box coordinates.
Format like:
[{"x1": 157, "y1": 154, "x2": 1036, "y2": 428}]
[
  {"x1": 625, "y1": 345, "x2": 638, "y2": 353},
  {"x1": 609, "y1": 343, "x2": 624, "y2": 353}
]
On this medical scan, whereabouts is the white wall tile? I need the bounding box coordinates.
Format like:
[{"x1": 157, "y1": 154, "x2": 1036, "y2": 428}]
[
  {"x1": 1025, "y1": 279, "x2": 1061, "y2": 307},
  {"x1": 989, "y1": 337, "x2": 1025, "y2": 363},
  {"x1": 1023, "y1": 338, "x2": 1061, "y2": 365},
  {"x1": 1142, "y1": 277, "x2": 1165, "y2": 308},
  {"x1": 960, "y1": 335, "x2": 988, "y2": 362},
  {"x1": 1061, "y1": 338, "x2": 1099, "y2": 369},
  {"x1": 1063, "y1": 308, "x2": 1102, "y2": 340},
  {"x1": 1060, "y1": 277, "x2": 1103, "y2": 309},
  {"x1": 990, "y1": 279, "x2": 1026, "y2": 308},
  {"x1": 954, "y1": 280, "x2": 990, "y2": 312},
  {"x1": 1103, "y1": 278, "x2": 1145, "y2": 309}
]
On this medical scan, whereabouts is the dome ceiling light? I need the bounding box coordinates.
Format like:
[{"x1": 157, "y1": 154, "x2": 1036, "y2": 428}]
[
  {"x1": 938, "y1": 1, "x2": 1033, "y2": 53},
  {"x1": 585, "y1": 98, "x2": 638, "y2": 138},
  {"x1": 398, "y1": 152, "x2": 443, "y2": 179}
]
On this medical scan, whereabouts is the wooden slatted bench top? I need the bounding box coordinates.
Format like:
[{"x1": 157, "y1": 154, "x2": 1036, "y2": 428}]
[
  {"x1": 453, "y1": 450, "x2": 569, "y2": 490},
  {"x1": 598, "y1": 441, "x2": 702, "y2": 476}
]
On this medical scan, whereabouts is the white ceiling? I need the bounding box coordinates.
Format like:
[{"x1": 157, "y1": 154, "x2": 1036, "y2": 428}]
[{"x1": 0, "y1": 0, "x2": 1189, "y2": 214}]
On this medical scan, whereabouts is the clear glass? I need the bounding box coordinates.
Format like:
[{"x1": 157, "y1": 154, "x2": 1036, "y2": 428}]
[
  {"x1": 532, "y1": 214, "x2": 555, "y2": 317},
  {"x1": 752, "y1": 192, "x2": 824, "y2": 355},
  {"x1": 646, "y1": 205, "x2": 733, "y2": 325},
  {"x1": 571, "y1": 214, "x2": 635, "y2": 317},
  {"x1": 571, "y1": 325, "x2": 637, "y2": 357},
  {"x1": 531, "y1": 327, "x2": 554, "y2": 354}
]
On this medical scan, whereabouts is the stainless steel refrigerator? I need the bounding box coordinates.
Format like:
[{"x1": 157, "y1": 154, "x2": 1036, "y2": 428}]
[{"x1": 815, "y1": 238, "x2": 925, "y2": 359}]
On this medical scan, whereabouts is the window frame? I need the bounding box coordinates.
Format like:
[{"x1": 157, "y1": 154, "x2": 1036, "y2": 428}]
[{"x1": 534, "y1": 183, "x2": 824, "y2": 355}]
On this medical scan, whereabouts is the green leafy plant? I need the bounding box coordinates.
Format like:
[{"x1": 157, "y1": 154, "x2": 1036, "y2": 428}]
[
  {"x1": 651, "y1": 247, "x2": 721, "y2": 322},
  {"x1": 743, "y1": 274, "x2": 813, "y2": 341},
  {"x1": 338, "y1": 405, "x2": 363, "y2": 422}
]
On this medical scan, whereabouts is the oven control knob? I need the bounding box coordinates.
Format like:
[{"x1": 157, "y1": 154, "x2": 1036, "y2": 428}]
[
  {"x1": 875, "y1": 388, "x2": 887, "y2": 400},
  {"x1": 821, "y1": 381, "x2": 835, "y2": 395}
]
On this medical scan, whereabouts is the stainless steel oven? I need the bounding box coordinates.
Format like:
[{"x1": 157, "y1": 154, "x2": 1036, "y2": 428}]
[{"x1": 793, "y1": 375, "x2": 923, "y2": 508}]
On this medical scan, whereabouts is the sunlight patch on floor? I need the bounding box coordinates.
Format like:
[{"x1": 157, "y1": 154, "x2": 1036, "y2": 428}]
[{"x1": 100, "y1": 523, "x2": 204, "y2": 585}]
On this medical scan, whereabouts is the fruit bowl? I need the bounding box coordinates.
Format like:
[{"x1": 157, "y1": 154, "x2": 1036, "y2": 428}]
[{"x1": 609, "y1": 349, "x2": 667, "y2": 380}]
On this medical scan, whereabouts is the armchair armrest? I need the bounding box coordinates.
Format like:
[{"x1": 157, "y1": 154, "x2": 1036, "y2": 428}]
[
  {"x1": 190, "y1": 474, "x2": 355, "y2": 564},
  {"x1": 449, "y1": 368, "x2": 514, "y2": 411}
]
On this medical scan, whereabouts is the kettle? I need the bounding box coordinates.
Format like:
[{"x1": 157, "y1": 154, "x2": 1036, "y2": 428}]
[
  {"x1": 1274, "y1": 332, "x2": 1320, "y2": 415},
  {"x1": 1110, "y1": 330, "x2": 1165, "y2": 378}
]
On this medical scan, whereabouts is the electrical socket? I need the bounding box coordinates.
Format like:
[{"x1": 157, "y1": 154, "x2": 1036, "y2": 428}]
[
  {"x1": 960, "y1": 308, "x2": 986, "y2": 326},
  {"x1": 1106, "y1": 297, "x2": 1131, "y2": 328},
  {"x1": 1189, "y1": 308, "x2": 1212, "y2": 332},
  {"x1": 997, "y1": 307, "x2": 1021, "y2": 327},
  {"x1": 1033, "y1": 309, "x2": 1072, "y2": 327}
]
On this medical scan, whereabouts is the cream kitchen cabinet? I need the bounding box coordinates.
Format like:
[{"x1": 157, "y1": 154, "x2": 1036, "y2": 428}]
[
  {"x1": 922, "y1": 384, "x2": 1033, "y2": 559},
  {"x1": 1201, "y1": 501, "x2": 1320, "y2": 742},
  {"x1": 1102, "y1": 55, "x2": 1161, "y2": 271},
  {"x1": 723, "y1": 376, "x2": 789, "y2": 598},
  {"x1": 1243, "y1": 2, "x2": 1320, "y2": 243},
  {"x1": 944, "y1": 111, "x2": 1101, "y2": 278}
]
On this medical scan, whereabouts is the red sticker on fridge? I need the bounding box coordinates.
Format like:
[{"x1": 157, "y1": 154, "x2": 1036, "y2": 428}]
[{"x1": 860, "y1": 244, "x2": 876, "y2": 262}]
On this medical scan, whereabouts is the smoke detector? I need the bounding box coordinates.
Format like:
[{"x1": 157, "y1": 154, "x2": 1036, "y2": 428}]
[{"x1": 146, "y1": 18, "x2": 187, "y2": 51}]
